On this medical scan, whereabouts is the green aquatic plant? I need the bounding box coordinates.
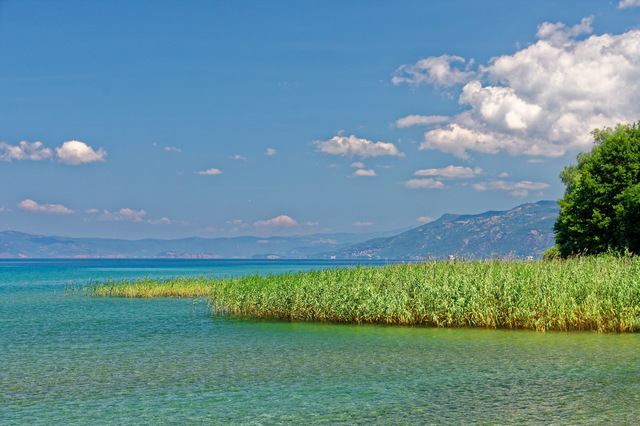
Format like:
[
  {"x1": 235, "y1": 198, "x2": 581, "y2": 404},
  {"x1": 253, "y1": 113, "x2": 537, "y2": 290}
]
[{"x1": 88, "y1": 255, "x2": 640, "y2": 332}]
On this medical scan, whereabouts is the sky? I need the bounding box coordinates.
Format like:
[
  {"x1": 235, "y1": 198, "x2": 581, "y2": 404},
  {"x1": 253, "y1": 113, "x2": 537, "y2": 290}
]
[{"x1": 2, "y1": 0, "x2": 640, "y2": 239}]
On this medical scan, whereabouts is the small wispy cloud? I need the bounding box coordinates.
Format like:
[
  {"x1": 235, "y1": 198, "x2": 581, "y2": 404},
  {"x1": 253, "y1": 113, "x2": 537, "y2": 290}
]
[
  {"x1": 352, "y1": 221, "x2": 374, "y2": 227},
  {"x1": 195, "y1": 168, "x2": 223, "y2": 175},
  {"x1": 254, "y1": 215, "x2": 298, "y2": 228},
  {"x1": 265, "y1": 148, "x2": 277, "y2": 156},
  {"x1": 18, "y1": 199, "x2": 74, "y2": 214},
  {"x1": 152, "y1": 143, "x2": 181, "y2": 153},
  {"x1": 618, "y1": 0, "x2": 640, "y2": 8},
  {"x1": 200, "y1": 226, "x2": 221, "y2": 233},
  {"x1": 417, "y1": 216, "x2": 435, "y2": 224},
  {"x1": 226, "y1": 219, "x2": 249, "y2": 231},
  {"x1": 351, "y1": 162, "x2": 366, "y2": 168},
  {"x1": 414, "y1": 165, "x2": 482, "y2": 179},
  {"x1": 148, "y1": 217, "x2": 172, "y2": 225},
  {"x1": 233, "y1": 154, "x2": 247, "y2": 161},
  {"x1": 315, "y1": 135, "x2": 403, "y2": 158},
  {"x1": 403, "y1": 178, "x2": 446, "y2": 189},
  {"x1": 392, "y1": 54, "x2": 475, "y2": 87},
  {"x1": 395, "y1": 115, "x2": 449, "y2": 128},
  {"x1": 0, "y1": 141, "x2": 53, "y2": 161},
  {"x1": 201, "y1": 219, "x2": 250, "y2": 234},
  {"x1": 95, "y1": 208, "x2": 147, "y2": 222},
  {"x1": 86, "y1": 207, "x2": 171, "y2": 225},
  {"x1": 352, "y1": 169, "x2": 376, "y2": 177},
  {"x1": 473, "y1": 180, "x2": 550, "y2": 197}
]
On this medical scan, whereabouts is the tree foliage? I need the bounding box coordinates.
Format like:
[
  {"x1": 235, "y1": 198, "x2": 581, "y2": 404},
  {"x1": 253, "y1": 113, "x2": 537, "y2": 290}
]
[{"x1": 555, "y1": 122, "x2": 640, "y2": 256}]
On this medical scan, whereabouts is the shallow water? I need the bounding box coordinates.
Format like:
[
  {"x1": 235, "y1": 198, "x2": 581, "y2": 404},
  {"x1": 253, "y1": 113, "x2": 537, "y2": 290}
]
[{"x1": 1, "y1": 259, "x2": 639, "y2": 424}]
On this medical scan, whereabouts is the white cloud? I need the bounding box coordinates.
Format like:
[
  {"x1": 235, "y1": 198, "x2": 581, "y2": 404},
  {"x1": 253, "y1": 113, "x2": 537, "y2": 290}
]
[
  {"x1": 352, "y1": 169, "x2": 377, "y2": 177},
  {"x1": 219, "y1": 219, "x2": 249, "y2": 232},
  {"x1": 535, "y1": 16, "x2": 593, "y2": 46},
  {"x1": 315, "y1": 135, "x2": 403, "y2": 158},
  {"x1": 619, "y1": 0, "x2": 640, "y2": 8},
  {"x1": 392, "y1": 54, "x2": 476, "y2": 87},
  {"x1": 201, "y1": 226, "x2": 221, "y2": 233},
  {"x1": 204, "y1": 219, "x2": 250, "y2": 233},
  {"x1": 196, "y1": 168, "x2": 223, "y2": 175},
  {"x1": 403, "y1": 178, "x2": 446, "y2": 189},
  {"x1": 396, "y1": 17, "x2": 640, "y2": 158},
  {"x1": 352, "y1": 221, "x2": 374, "y2": 227},
  {"x1": 18, "y1": 199, "x2": 74, "y2": 214},
  {"x1": 414, "y1": 165, "x2": 482, "y2": 179},
  {"x1": 350, "y1": 161, "x2": 366, "y2": 168},
  {"x1": 416, "y1": 216, "x2": 435, "y2": 224},
  {"x1": 163, "y1": 146, "x2": 182, "y2": 153},
  {"x1": 395, "y1": 115, "x2": 449, "y2": 128},
  {"x1": 0, "y1": 141, "x2": 53, "y2": 161},
  {"x1": 148, "y1": 217, "x2": 172, "y2": 225},
  {"x1": 56, "y1": 140, "x2": 107, "y2": 165},
  {"x1": 233, "y1": 154, "x2": 247, "y2": 161},
  {"x1": 1, "y1": 140, "x2": 107, "y2": 164},
  {"x1": 87, "y1": 207, "x2": 171, "y2": 225},
  {"x1": 96, "y1": 208, "x2": 146, "y2": 222},
  {"x1": 265, "y1": 148, "x2": 277, "y2": 156},
  {"x1": 473, "y1": 180, "x2": 550, "y2": 197},
  {"x1": 312, "y1": 238, "x2": 337, "y2": 245},
  {"x1": 253, "y1": 215, "x2": 298, "y2": 228}
]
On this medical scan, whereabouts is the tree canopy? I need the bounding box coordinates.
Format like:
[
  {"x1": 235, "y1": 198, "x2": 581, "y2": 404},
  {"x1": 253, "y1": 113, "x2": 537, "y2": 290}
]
[{"x1": 554, "y1": 122, "x2": 640, "y2": 256}]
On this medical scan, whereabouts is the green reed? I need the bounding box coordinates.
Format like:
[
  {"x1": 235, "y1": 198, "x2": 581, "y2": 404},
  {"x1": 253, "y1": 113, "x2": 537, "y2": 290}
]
[
  {"x1": 88, "y1": 255, "x2": 640, "y2": 332},
  {"x1": 87, "y1": 276, "x2": 217, "y2": 298}
]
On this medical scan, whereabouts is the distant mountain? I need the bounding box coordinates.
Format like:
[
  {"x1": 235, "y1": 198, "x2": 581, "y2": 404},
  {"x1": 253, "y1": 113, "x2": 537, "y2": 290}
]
[
  {"x1": 319, "y1": 200, "x2": 559, "y2": 260},
  {"x1": 0, "y1": 201, "x2": 559, "y2": 259},
  {"x1": 0, "y1": 229, "x2": 405, "y2": 259}
]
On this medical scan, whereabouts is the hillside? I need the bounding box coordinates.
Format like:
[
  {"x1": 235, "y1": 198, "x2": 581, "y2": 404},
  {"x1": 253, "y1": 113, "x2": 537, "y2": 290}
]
[{"x1": 320, "y1": 201, "x2": 559, "y2": 260}]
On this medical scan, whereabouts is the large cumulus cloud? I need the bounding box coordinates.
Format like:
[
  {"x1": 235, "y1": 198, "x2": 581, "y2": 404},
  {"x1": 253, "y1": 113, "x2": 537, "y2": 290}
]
[{"x1": 394, "y1": 17, "x2": 640, "y2": 158}]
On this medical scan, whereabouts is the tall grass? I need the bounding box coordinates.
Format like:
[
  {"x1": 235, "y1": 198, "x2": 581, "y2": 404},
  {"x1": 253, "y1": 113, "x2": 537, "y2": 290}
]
[{"x1": 88, "y1": 255, "x2": 640, "y2": 332}]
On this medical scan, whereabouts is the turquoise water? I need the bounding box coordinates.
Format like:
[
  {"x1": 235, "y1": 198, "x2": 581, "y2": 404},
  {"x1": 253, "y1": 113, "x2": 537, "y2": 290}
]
[{"x1": 1, "y1": 260, "x2": 640, "y2": 424}]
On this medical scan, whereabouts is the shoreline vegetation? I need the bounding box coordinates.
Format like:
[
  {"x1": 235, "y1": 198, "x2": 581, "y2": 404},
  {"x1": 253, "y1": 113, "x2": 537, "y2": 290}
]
[{"x1": 87, "y1": 255, "x2": 640, "y2": 332}]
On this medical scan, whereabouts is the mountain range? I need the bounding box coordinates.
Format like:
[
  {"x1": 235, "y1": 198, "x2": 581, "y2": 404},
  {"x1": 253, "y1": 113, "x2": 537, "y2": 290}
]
[
  {"x1": 0, "y1": 229, "x2": 403, "y2": 259},
  {"x1": 0, "y1": 200, "x2": 559, "y2": 259},
  {"x1": 321, "y1": 200, "x2": 559, "y2": 260}
]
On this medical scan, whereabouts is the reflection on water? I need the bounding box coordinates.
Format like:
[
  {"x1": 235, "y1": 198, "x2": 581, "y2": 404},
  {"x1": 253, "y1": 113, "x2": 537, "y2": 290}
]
[{"x1": 1, "y1": 260, "x2": 639, "y2": 424}]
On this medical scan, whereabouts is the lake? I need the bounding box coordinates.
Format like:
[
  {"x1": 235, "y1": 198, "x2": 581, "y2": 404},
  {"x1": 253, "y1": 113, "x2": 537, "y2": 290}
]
[{"x1": 1, "y1": 259, "x2": 639, "y2": 424}]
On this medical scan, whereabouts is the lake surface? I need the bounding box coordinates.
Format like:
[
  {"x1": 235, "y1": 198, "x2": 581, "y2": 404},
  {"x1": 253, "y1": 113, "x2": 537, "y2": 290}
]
[{"x1": 1, "y1": 259, "x2": 639, "y2": 424}]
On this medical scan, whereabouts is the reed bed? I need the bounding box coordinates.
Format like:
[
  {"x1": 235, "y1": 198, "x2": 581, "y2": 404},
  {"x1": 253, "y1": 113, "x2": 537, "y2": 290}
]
[{"x1": 88, "y1": 255, "x2": 640, "y2": 332}]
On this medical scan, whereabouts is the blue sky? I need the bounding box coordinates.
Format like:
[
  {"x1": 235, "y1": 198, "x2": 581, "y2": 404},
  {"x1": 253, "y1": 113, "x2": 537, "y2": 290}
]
[{"x1": 2, "y1": 0, "x2": 640, "y2": 239}]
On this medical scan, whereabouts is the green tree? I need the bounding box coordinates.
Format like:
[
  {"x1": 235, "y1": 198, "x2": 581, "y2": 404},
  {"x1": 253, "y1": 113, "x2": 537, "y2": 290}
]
[{"x1": 555, "y1": 122, "x2": 640, "y2": 256}]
